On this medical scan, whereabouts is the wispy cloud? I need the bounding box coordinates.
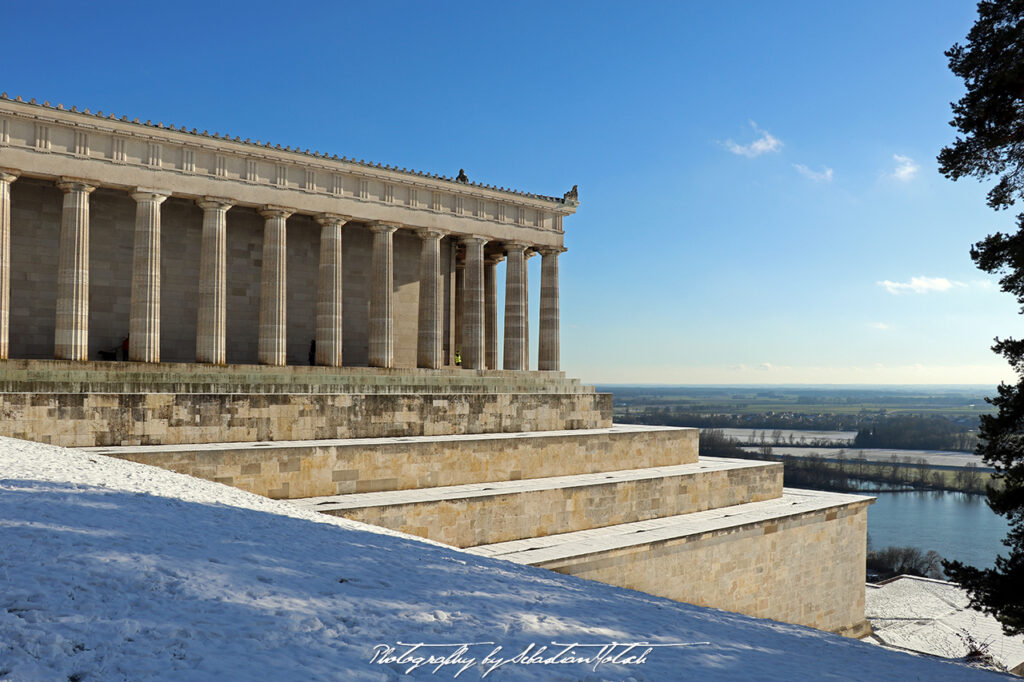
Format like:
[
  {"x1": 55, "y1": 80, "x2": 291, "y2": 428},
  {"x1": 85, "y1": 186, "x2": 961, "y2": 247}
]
[
  {"x1": 890, "y1": 154, "x2": 919, "y2": 182},
  {"x1": 724, "y1": 122, "x2": 782, "y2": 158},
  {"x1": 877, "y1": 276, "x2": 965, "y2": 294},
  {"x1": 794, "y1": 164, "x2": 833, "y2": 182},
  {"x1": 868, "y1": 322, "x2": 890, "y2": 330}
]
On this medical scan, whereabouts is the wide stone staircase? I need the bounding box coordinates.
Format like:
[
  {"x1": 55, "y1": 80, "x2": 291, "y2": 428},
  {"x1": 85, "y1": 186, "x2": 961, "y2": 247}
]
[
  {"x1": 273, "y1": 424, "x2": 872, "y2": 637},
  {"x1": 24, "y1": 360, "x2": 872, "y2": 637}
]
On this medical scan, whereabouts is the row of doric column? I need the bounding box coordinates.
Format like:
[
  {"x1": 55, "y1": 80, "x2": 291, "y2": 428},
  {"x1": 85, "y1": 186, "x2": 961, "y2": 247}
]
[{"x1": 0, "y1": 172, "x2": 563, "y2": 371}]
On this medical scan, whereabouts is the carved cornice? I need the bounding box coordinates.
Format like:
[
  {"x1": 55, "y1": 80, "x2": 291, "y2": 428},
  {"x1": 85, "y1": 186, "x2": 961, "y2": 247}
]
[{"x1": 0, "y1": 94, "x2": 578, "y2": 216}]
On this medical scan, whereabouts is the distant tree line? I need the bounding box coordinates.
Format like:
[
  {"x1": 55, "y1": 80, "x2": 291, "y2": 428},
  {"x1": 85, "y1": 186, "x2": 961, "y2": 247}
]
[
  {"x1": 617, "y1": 409, "x2": 862, "y2": 432},
  {"x1": 854, "y1": 415, "x2": 978, "y2": 452},
  {"x1": 624, "y1": 410, "x2": 979, "y2": 452},
  {"x1": 775, "y1": 453, "x2": 986, "y2": 495},
  {"x1": 867, "y1": 545, "x2": 945, "y2": 582},
  {"x1": 699, "y1": 430, "x2": 989, "y2": 495}
]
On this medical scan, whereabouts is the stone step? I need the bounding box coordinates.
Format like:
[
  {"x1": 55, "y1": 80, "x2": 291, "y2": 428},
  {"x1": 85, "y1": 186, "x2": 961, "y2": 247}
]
[
  {"x1": 78, "y1": 425, "x2": 697, "y2": 499},
  {"x1": 9, "y1": 390, "x2": 612, "y2": 448},
  {"x1": 290, "y1": 456, "x2": 782, "y2": 547},
  {"x1": 0, "y1": 358, "x2": 591, "y2": 395},
  {"x1": 467, "y1": 488, "x2": 875, "y2": 638}
]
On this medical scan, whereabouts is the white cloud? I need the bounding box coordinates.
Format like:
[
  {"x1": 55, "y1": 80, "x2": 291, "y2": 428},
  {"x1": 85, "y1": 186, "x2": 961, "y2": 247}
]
[
  {"x1": 794, "y1": 164, "x2": 834, "y2": 182},
  {"x1": 725, "y1": 122, "x2": 782, "y2": 158},
  {"x1": 877, "y1": 276, "x2": 965, "y2": 294},
  {"x1": 868, "y1": 322, "x2": 889, "y2": 330},
  {"x1": 969, "y1": 279, "x2": 998, "y2": 291},
  {"x1": 890, "y1": 154, "x2": 919, "y2": 182}
]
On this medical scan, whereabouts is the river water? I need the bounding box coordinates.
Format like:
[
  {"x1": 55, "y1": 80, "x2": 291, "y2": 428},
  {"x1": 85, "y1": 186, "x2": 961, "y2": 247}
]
[{"x1": 866, "y1": 489, "x2": 1010, "y2": 570}]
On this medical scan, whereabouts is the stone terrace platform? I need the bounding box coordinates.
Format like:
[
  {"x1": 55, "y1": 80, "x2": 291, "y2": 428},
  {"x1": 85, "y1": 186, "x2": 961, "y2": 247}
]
[
  {"x1": 0, "y1": 359, "x2": 592, "y2": 394},
  {"x1": 81, "y1": 425, "x2": 693, "y2": 499},
  {"x1": 468, "y1": 488, "x2": 873, "y2": 638},
  {"x1": 75, "y1": 417, "x2": 872, "y2": 636},
  {"x1": 270, "y1": 428, "x2": 873, "y2": 637},
  {"x1": 292, "y1": 457, "x2": 780, "y2": 546},
  {"x1": 0, "y1": 360, "x2": 610, "y2": 447}
]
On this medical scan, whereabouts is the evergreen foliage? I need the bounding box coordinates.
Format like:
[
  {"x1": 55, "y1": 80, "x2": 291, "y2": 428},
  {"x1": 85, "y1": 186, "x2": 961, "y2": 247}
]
[{"x1": 939, "y1": 0, "x2": 1024, "y2": 635}]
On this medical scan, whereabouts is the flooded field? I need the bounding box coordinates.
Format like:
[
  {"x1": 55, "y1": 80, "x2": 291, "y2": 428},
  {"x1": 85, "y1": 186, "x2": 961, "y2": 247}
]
[
  {"x1": 711, "y1": 427, "x2": 856, "y2": 444},
  {"x1": 737, "y1": 445, "x2": 988, "y2": 470}
]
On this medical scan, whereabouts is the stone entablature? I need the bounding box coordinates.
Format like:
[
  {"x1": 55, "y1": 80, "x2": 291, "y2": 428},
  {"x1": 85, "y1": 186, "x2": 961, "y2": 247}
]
[{"x1": 0, "y1": 96, "x2": 576, "y2": 245}]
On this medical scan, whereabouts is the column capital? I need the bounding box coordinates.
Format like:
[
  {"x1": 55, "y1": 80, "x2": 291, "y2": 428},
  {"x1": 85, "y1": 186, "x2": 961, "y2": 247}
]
[
  {"x1": 369, "y1": 221, "x2": 399, "y2": 234},
  {"x1": 525, "y1": 249, "x2": 538, "y2": 259},
  {"x1": 503, "y1": 240, "x2": 530, "y2": 253},
  {"x1": 485, "y1": 253, "x2": 506, "y2": 265},
  {"x1": 57, "y1": 178, "x2": 96, "y2": 194},
  {"x1": 316, "y1": 212, "x2": 351, "y2": 227},
  {"x1": 0, "y1": 169, "x2": 19, "y2": 184},
  {"x1": 131, "y1": 188, "x2": 169, "y2": 204},
  {"x1": 416, "y1": 227, "x2": 447, "y2": 240},
  {"x1": 537, "y1": 246, "x2": 567, "y2": 256},
  {"x1": 197, "y1": 197, "x2": 233, "y2": 211},
  {"x1": 460, "y1": 234, "x2": 488, "y2": 247},
  {"x1": 259, "y1": 206, "x2": 293, "y2": 220}
]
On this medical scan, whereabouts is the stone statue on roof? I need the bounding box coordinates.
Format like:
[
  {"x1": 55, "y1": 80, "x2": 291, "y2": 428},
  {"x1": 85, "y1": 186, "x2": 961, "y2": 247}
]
[{"x1": 456, "y1": 169, "x2": 468, "y2": 183}]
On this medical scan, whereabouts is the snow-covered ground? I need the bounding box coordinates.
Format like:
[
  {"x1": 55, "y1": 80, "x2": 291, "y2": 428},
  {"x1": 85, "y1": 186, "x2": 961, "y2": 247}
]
[
  {"x1": 866, "y1": 576, "x2": 1024, "y2": 672},
  {"x1": 0, "y1": 436, "x2": 1009, "y2": 680}
]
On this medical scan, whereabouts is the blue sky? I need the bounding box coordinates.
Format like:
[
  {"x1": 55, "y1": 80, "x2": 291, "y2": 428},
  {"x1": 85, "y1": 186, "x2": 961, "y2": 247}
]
[{"x1": 5, "y1": 1, "x2": 1014, "y2": 384}]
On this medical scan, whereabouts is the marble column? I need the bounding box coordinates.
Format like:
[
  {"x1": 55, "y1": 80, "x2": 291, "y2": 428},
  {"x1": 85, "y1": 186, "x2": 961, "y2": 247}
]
[
  {"x1": 258, "y1": 207, "x2": 291, "y2": 366},
  {"x1": 196, "y1": 198, "x2": 232, "y2": 364},
  {"x1": 502, "y1": 242, "x2": 527, "y2": 371},
  {"x1": 417, "y1": 228, "x2": 445, "y2": 369},
  {"x1": 0, "y1": 170, "x2": 17, "y2": 360},
  {"x1": 55, "y1": 179, "x2": 96, "y2": 361},
  {"x1": 524, "y1": 249, "x2": 536, "y2": 370},
  {"x1": 484, "y1": 253, "x2": 504, "y2": 370},
  {"x1": 447, "y1": 240, "x2": 457, "y2": 366},
  {"x1": 129, "y1": 190, "x2": 168, "y2": 363},
  {"x1": 461, "y1": 235, "x2": 487, "y2": 370},
  {"x1": 315, "y1": 214, "x2": 347, "y2": 367},
  {"x1": 369, "y1": 223, "x2": 397, "y2": 368},
  {"x1": 538, "y1": 247, "x2": 564, "y2": 371},
  {"x1": 454, "y1": 258, "x2": 465, "y2": 359}
]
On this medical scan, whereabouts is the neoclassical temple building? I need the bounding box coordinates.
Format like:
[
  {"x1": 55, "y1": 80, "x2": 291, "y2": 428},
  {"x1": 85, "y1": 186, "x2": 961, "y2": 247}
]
[
  {"x1": 0, "y1": 93, "x2": 575, "y2": 370},
  {"x1": 0, "y1": 94, "x2": 873, "y2": 640}
]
